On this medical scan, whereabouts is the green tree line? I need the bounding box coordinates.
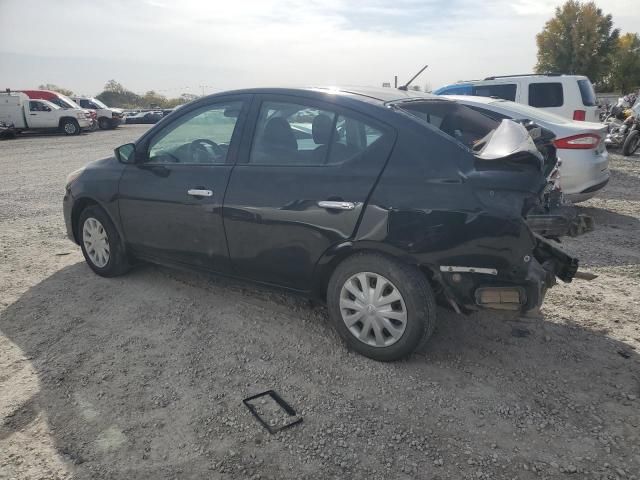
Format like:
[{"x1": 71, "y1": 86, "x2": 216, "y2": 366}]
[
  {"x1": 95, "y1": 80, "x2": 199, "y2": 108},
  {"x1": 536, "y1": 0, "x2": 640, "y2": 92}
]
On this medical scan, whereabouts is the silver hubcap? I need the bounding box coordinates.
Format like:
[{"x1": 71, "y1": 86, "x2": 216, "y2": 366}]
[
  {"x1": 339, "y1": 272, "x2": 407, "y2": 347},
  {"x1": 65, "y1": 122, "x2": 76, "y2": 134},
  {"x1": 82, "y1": 217, "x2": 110, "y2": 268}
]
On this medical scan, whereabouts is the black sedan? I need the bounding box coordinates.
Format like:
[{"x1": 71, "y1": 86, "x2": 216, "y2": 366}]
[
  {"x1": 63, "y1": 87, "x2": 578, "y2": 361},
  {"x1": 125, "y1": 111, "x2": 163, "y2": 124}
]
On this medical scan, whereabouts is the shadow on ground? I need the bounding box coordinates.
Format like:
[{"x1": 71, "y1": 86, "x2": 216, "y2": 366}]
[{"x1": 1, "y1": 263, "x2": 639, "y2": 479}]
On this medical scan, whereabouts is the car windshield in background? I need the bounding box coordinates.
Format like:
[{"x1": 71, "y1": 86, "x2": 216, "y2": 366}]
[
  {"x1": 488, "y1": 99, "x2": 570, "y2": 124},
  {"x1": 577, "y1": 79, "x2": 596, "y2": 107},
  {"x1": 92, "y1": 98, "x2": 108, "y2": 109},
  {"x1": 58, "y1": 94, "x2": 82, "y2": 109},
  {"x1": 397, "y1": 100, "x2": 499, "y2": 149}
]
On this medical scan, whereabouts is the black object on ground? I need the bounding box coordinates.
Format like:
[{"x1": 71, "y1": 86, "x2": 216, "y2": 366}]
[{"x1": 243, "y1": 390, "x2": 303, "y2": 434}]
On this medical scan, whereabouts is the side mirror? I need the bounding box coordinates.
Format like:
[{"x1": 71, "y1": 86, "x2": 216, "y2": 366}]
[{"x1": 115, "y1": 143, "x2": 137, "y2": 164}]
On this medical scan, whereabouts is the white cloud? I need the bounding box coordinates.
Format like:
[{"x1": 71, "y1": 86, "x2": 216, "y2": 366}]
[{"x1": 0, "y1": 0, "x2": 638, "y2": 95}]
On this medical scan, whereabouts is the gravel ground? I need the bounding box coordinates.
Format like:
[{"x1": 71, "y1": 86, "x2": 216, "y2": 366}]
[{"x1": 0, "y1": 126, "x2": 639, "y2": 480}]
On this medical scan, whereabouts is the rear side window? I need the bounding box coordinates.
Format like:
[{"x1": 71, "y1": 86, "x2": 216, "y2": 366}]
[
  {"x1": 472, "y1": 84, "x2": 517, "y2": 101},
  {"x1": 399, "y1": 100, "x2": 499, "y2": 149},
  {"x1": 466, "y1": 105, "x2": 511, "y2": 121},
  {"x1": 528, "y1": 83, "x2": 563, "y2": 108},
  {"x1": 577, "y1": 79, "x2": 596, "y2": 106},
  {"x1": 249, "y1": 100, "x2": 385, "y2": 166}
]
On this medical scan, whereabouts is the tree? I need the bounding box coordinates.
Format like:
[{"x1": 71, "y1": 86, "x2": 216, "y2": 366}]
[
  {"x1": 608, "y1": 33, "x2": 640, "y2": 92},
  {"x1": 96, "y1": 80, "x2": 142, "y2": 108},
  {"x1": 535, "y1": 1, "x2": 619, "y2": 87},
  {"x1": 38, "y1": 84, "x2": 74, "y2": 96}
]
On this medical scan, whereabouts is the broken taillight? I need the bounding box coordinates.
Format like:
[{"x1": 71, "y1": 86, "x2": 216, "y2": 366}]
[{"x1": 553, "y1": 133, "x2": 601, "y2": 150}]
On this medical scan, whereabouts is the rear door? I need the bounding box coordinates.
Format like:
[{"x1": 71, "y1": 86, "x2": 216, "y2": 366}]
[
  {"x1": 223, "y1": 94, "x2": 396, "y2": 290},
  {"x1": 117, "y1": 96, "x2": 250, "y2": 272}
]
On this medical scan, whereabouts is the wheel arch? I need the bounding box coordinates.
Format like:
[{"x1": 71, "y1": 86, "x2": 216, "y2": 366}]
[
  {"x1": 70, "y1": 196, "x2": 125, "y2": 250},
  {"x1": 58, "y1": 116, "x2": 78, "y2": 128},
  {"x1": 311, "y1": 241, "x2": 439, "y2": 301}
]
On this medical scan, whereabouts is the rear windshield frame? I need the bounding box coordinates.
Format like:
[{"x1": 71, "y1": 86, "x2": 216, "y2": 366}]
[{"x1": 577, "y1": 79, "x2": 596, "y2": 107}]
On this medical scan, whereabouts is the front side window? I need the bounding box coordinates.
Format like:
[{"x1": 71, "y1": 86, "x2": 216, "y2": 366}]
[
  {"x1": 29, "y1": 101, "x2": 43, "y2": 112},
  {"x1": 147, "y1": 101, "x2": 243, "y2": 164},
  {"x1": 528, "y1": 83, "x2": 563, "y2": 108},
  {"x1": 249, "y1": 100, "x2": 384, "y2": 165},
  {"x1": 472, "y1": 84, "x2": 517, "y2": 101}
]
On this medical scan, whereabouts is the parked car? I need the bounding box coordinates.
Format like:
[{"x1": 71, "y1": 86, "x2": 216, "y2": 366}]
[
  {"x1": 434, "y1": 74, "x2": 599, "y2": 122},
  {"x1": 0, "y1": 91, "x2": 91, "y2": 135},
  {"x1": 63, "y1": 87, "x2": 579, "y2": 361},
  {"x1": 19, "y1": 90, "x2": 97, "y2": 130},
  {"x1": 0, "y1": 120, "x2": 17, "y2": 139},
  {"x1": 125, "y1": 111, "x2": 163, "y2": 124},
  {"x1": 72, "y1": 96, "x2": 124, "y2": 129},
  {"x1": 443, "y1": 95, "x2": 609, "y2": 203}
]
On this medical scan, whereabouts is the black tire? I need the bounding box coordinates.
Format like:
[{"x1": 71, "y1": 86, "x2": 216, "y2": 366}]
[
  {"x1": 78, "y1": 205, "x2": 130, "y2": 277},
  {"x1": 622, "y1": 130, "x2": 640, "y2": 156},
  {"x1": 327, "y1": 253, "x2": 436, "y2": 361},
  {"x1": 61, "y1": 119, "x2": 80, "y2": 135},
  {"x1": 98, "y1": 117, "x2": 110, "y2": 130}
]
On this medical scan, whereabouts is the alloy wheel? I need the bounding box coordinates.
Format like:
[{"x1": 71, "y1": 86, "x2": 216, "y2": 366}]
[
  {"x1": 339, "y1": 272, "x2": 407, "y2": 347},
  {"x1": 82, "y1": 217, "x2": 110, "y2": 268},
  {"x1": 64, "y1": 122, "x2": 77, "y2": 134}
]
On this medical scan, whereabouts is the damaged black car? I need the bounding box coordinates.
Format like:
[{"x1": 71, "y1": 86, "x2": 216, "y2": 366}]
[{"x1": 63, "y1": 87, "x2": 579, "y2": 361}]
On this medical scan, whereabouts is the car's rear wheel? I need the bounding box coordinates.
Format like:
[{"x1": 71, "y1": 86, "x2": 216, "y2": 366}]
[
  {"x1": 327, "y1": 253, "x2": 436, "y2": 361},
  {"x1": 61, "y1": 119, "x2": 80, "y2": 135},
  {"x1": 622, "y1": 130, "x2": 639, "y2": 156},
  {"x1": 78, "y1": 205, "x2": 130, "y2": 277}
]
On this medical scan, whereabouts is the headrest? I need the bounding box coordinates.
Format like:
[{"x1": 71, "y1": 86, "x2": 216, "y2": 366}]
[{"x1": 312, "y1": 114, "x2": 334, "y2": 144}]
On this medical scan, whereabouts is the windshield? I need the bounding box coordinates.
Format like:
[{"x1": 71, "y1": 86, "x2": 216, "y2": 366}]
[
  {"x1": 488, "y1": 99, "x2": 569, "y2": 124},
  {"x1": 91, "y1": 98, "x2": 108, "y2": 109},
  {"x1": 57, "y1": 93, "x2": 82, "y2": 109}
]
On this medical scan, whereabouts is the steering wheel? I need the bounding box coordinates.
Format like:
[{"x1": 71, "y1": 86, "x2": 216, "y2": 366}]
[{"x1": 190, "y1": 139, "x2": 224, "y2": 163}]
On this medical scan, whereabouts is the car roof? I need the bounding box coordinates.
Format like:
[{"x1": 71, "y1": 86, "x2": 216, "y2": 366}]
[{"x1": 203, "y1": 86, "x2": 441, "y2": 105}]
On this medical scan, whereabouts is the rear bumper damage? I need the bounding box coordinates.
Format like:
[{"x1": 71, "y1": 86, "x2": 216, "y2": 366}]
[
  {"x1": 526, "y1": 206, "x2": 594, "y2": 238},
  {"x1": 438, "y1": 234, "x2": 578, "y2": 313}
]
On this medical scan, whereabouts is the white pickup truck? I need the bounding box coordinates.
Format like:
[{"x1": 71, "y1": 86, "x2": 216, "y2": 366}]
[
  {"x1": 0, "y1": 91, "x2": 91, "y2": 135},
  {"x1": 72, "y1": 96, "x2": 124, "y2": 129}
]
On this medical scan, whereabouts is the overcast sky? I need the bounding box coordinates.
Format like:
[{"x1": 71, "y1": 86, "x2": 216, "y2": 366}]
[{"x1": 1, "y1": 0, "x2": 638, "y2": 97}]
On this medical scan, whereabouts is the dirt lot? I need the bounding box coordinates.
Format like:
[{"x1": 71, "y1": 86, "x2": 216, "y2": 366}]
[{"x1": 1, "y1": 126, "x2": 639, "y2": 480}]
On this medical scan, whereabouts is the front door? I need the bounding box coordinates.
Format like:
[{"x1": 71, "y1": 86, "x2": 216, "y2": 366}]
[
  {"x1": 223, "y1": 95, "x2": 396, "y2": 290},
  {"x1": 118, "y1": 96, "x2": 249, "y2": 272},
  {"x1": 27, "y1": 100, "x2": 58, "y2": 128}
]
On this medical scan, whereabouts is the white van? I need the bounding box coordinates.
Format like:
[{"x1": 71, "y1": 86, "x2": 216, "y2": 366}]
[{"x1": 434, "y1": 74, "x2": 599, "y2": 122}]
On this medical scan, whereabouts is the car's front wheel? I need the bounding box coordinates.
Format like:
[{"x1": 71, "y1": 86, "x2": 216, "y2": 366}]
[
  {"x1": 98, "y1": 117, "x2": 110, "y2": 130},
  {"x1": 61, "y1": 119, "x2": 80, "y2": 135},
  {"x1": 327, "y1": 253, "x2": 436, "y2": 361},
  {"x1": 78, "y1": 205, "x2": 130, "y2": 277}
]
